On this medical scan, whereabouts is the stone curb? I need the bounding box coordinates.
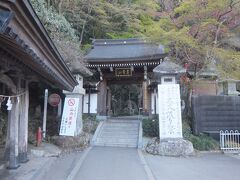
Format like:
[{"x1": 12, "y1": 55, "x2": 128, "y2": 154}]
[
  {"x1": 138, "y1": 149, "x2": 156, "y2": 180},
  {"x1": 32, "y1": 157, "x2": 57, "y2": 180},
  {"x1": 66, "y1": 146, "x2": 92, "y2": 180}
]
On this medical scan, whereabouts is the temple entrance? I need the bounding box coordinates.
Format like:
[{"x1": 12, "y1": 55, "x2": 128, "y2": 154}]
[
  {"x1": 84, "y1": 38, "x2": 166, "y2": 117},
  {"x1": 110, "y1": 84, "x2": 142, "y2": 116}
]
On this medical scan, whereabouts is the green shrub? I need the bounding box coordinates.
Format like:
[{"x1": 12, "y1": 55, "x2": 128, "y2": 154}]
[
  {"x1": 182, "y1": 119, "x2": 219, "y2": 151},
  {"x1": 142, "y1": 118, "x2": 159, "y2": 137},
  {"x1": 188, "y1": 134, "x2": 219, "y2": 151},
  {"x1": 143, "y1": 117, "x2": 219, "y2": 151},
  {"x1": 83, "y1": 115, "x2": 99, "y2": 134}
]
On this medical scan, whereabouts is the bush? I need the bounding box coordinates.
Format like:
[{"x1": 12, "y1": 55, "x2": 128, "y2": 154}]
[
  {"x1": 82, "y1": 115, "x2": 99, "y2": 134},
  {"x1": 142, "y1": 118, "x2": 159, "y2": 137},
  {"x1": 143, "y1": 116, "x2": 219, "y2": 151},
  {"x1": 183, "y1": 119, "x2": 219, "y2": 151},
  {"x1": 188, "y1": 134, "x2": 219, "y2": 151}
]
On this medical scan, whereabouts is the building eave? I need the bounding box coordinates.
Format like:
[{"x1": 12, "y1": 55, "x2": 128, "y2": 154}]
[{"x1": 0, "y1": 0, "x2": 78, "y2": 91}]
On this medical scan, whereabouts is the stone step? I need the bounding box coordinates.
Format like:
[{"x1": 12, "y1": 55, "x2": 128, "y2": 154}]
[
  {"x1": 96, "y1": 137, "x2": 138, "y2": 142},
  {"x1": 102, "y1": 125, "x2": 139, "y2": 129},
  {"x1": 95, "y1": 137, "x2": 138, "y2": 144},
  {"x1": 93, "y1": 142, "x2": 137, "y2": 148},
  {"x1": 107, "y1": 120, "x2": 140, "y2": 123},
  {"x1": 101, "y1": 129, "x2": 138, "y2": 133},
  {"x1": 100, "y1": 131, "x2": 139, "y2": 136},
  {"x1": 99, "y1": 135, "x2": 138, "y2": 140},
  {"x1": 103, "y1": 123, "x2": 139, "y2": 127},
  {"x1": 92, "y1": 118, "x2": 140, "y2": 148}
]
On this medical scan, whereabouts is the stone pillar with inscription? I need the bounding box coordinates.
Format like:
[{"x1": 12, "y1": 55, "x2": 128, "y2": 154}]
[{"x1": 153, "y1": 58, "x2": 194, "y2": 156}]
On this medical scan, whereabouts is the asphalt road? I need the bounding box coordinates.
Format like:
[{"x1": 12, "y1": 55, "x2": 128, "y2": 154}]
[
  {"x1": 145, "y1": 152, "x2": 240, "y2": 180},
  {"x1": 73, "y1": 147, "x2": 148, "y2": 180},
  {"x1": 41, "y1": 147, "x2": 240, "y2": 180}
]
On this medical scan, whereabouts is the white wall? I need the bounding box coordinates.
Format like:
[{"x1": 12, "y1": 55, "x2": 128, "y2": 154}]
[
  {"x1": 83, "y1": 93, "x2": 98, "y2": 114},
  {"x1": 228, "y1": 82, "x2": 239, "y2": 95}
]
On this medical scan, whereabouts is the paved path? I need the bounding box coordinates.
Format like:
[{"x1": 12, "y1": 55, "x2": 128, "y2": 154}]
[
  {"x1": 72, "y1": 147, "x2": 149, "y2": 180},
  {"x1": 144, "y1": 152, "x2": 240, "y2": 180},
  {"x1": 42, "y1": 151, "x2": 84, "y2": 180}
]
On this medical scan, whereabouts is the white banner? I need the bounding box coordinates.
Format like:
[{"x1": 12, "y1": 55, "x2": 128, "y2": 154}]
[
  {"x1": 59, "y1": 97, "x2": 79, "y2": 136},
  {"x1": 158, "y1": 84, "x2": 182, "y2": 139}
]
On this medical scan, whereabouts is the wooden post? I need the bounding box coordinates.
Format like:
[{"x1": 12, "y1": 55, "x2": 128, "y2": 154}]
[
  {"x1": 18, "y1": 81, "x2": 29, "y2": 163},
  {"x1": 142, "y1": 81, "x2": 148, "y2": 113},
  {"x1": 154, "y1": 88, "x2": 157, "y2": 115},
  {"x1": 8, "y1": 97, "x2": 20, "y2": 169},
  {"x1": 97, "y1": 79, "x2": 107, "y2": 116},
  {"x1": 88, "y1": 85, "x2": 91, "y2": 115}
]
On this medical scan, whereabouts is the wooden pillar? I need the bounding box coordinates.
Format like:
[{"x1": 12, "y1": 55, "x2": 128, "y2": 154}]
[
  {"x1": 88, "y1": 85, "x2": 91, "y2": 115},
  {"x1": 142, "y1": 81, "x2": 148, "y2": 113},
  {"x1": 18, "y1": 81, "x2": 29, "y2": 163},
  {"x1": 97, "y1": 79, "x2": 107, "y2": 116},
  {"x1": 8, "y1": 97, "x2": 20, "y2": 169},
  {"x1": 154, "y1": 88, "x2": 157, "y2": 115},
  {"x1": 106, "y1": 87, "x2": 112, "y2": 116},
  {"x1": 108, "y1": 88, "x2": 112, "y2": 116}
]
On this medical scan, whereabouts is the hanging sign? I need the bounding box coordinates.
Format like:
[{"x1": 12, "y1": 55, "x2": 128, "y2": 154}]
[
  {"x1": 115, "y1": 68, "x2": 132, "y2": 77},
  {"x1": 59, "y1": 97, "x2": 79, "y2": 136},
  {"x1": 158, "y1": 84, "x2": 182, "y2": 139},
  {"x1": 48, "y1": 93, "x2": 61, "y2": 107}
]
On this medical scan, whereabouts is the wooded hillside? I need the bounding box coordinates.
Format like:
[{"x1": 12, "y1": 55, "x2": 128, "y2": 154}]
[{"x1": 30, "y1": 0, "x2": 240, "y2": 79}]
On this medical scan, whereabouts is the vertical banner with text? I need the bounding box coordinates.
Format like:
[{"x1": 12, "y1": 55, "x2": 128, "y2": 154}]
[
  {"x1": 59, "y1": 97, "x2": 79, "y2": 136},
  {"x1": 158, "y1": 84, "x2": 182, "y2": 139}
]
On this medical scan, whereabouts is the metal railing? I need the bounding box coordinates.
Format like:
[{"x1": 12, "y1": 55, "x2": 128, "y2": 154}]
[{"x1": 220, "y1": 130, "x2": 240, "y2": 153}]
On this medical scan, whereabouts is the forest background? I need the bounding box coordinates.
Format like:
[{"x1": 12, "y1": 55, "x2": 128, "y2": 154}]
[{"x1": 31, "y1": 0, "x2": 240, "y2": 80}]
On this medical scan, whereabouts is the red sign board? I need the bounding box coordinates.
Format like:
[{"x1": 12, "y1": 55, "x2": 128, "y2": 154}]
[{"x1": 48, "y1": 93, "x2": 61, "y2": 107}]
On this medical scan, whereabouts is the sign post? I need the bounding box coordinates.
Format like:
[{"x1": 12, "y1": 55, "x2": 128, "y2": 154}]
[
  {"x1": 42, "y1": 89, "x2": 48, "y2": 139},
  {"x1": 59, "y1": 97, "x2": 80, "y2": 136}
]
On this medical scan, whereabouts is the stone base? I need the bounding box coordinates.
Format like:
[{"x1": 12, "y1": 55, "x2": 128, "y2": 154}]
[
  {"x1": 146, "y1": 137, "x2": 194, "y2": 156},
  {"x1": 18, "y1": 152, "x2": 29, "y2": 163}
]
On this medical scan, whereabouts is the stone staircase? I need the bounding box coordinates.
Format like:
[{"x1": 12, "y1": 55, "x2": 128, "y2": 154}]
[{"x1": 91, "y1": 117, "x2": 142, "y2": 148}]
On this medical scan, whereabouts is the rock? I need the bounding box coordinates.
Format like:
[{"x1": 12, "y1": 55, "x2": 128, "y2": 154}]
[
  {"x1": 145, "y1": 137, "x2": 194, "y2": 156},
  {"x1": 51, "y1": 132, "x2": 90, "y2": 150},
  {"x1": 158, "y1": 138, "x2": 194, "y2": 156},
  {"x1": 145, "y1": 137, "x2": 160, "y2": 155}
]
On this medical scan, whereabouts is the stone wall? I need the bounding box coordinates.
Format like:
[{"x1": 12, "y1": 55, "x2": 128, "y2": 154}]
[{"x1": 191, "y1": 95, "x2": 240, "y2": 135}]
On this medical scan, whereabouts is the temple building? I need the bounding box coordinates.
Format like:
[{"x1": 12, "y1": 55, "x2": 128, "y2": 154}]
[{"x1": 84, "y1": 38, "x2": 167, "y2": 118}]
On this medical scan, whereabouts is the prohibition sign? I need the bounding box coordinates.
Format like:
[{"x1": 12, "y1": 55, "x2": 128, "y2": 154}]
[{"x1": 68, "y1": 99, "x2": 75, "y2": 106}]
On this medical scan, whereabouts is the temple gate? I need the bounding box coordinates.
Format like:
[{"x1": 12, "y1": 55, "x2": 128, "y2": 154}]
[{"x1": 85, "y1": 38, "x2": 166, "y2": 117}]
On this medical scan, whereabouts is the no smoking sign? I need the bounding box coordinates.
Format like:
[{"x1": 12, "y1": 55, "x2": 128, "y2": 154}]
[{"x1": 68, "y1": 99, "x2": 75, "y2": 106}]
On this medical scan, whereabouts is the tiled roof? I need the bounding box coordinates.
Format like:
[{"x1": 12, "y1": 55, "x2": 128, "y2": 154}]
[
  {"x1": 85, "y1": 38, "x2": 165, "y2": 62},
  {"x1": 153, "y1": 58, "x2": 186, "y2": 74}
]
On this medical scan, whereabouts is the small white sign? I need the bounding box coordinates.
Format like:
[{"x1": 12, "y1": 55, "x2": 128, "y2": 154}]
[
  {"x1": 59, "y1": 97, "x2": 79, "y2": 136},
  {"x1": 158, "y1": 84, "x2": 182, "y2": 139}
]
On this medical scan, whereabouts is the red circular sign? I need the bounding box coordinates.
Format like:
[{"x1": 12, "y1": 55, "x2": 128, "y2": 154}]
[
  {"x1": 68, "y1": 99, "x2": 75, "y2": 106},
  {"x1": 48, "y1": 94, "x2": 61, "y2": 107}
]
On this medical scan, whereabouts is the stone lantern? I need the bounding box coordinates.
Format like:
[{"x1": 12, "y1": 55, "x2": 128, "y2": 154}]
[{"x1": 153, "y1": 57, "x2": 186, "y2": 85}]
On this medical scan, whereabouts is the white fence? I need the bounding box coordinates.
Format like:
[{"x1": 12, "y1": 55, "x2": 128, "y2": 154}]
[{"x1": 220, "y1": 130, "x2": 240, "y2": 153}]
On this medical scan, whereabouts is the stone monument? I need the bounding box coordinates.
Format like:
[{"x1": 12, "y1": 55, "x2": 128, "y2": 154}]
[{"x1": 149, "y1": 58, "x2": 194, "y2": 156}]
